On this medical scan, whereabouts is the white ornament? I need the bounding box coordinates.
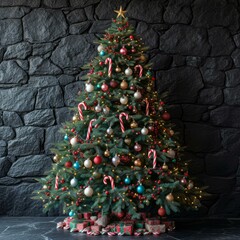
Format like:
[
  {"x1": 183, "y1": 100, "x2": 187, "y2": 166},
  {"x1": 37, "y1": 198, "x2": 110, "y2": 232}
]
[
  {"x1": 134, "y1": 91, "x2": 142, "y2": 99},
  {"x1": 107, "y1": 127, "x2": 113, "y2": 135},
  {"x1": 84, "y1": 158, "x2": 92, "y2": 168},
  {"x1": 120, "y1": 95, "x2": 128, "y2": 105},
  {"x1": 103, "y1": 106, "x2": 110, "y2": 115},
  {"x1": 97, "y1": 44, "x2": 104, "y2": 52},
  {"x1": 84, "y1": 186, "x2": 93, "y2": 197},
  {"x1": 167, "y1": 149, "x2": 176, "y2": 158},
  {"x1": 125, "y1": 67, "x2": 133, "y2": 76},
  {"x1": 159, "y1": 106, "x2": 163, "y2": 111},
  {"x1": 85, "y1": 83, "x2": 94, "y2": 92},
  {"x1": 141, "y1": 127, "x2": 149, "y2": 135},
  {"x1": 70, "y1": 137, "x2": 78, "y2": 146},
  {"x1": 43, "y1": 185, "x2": 47, "y2": 189},
  {"x1": 95, "y1": 104, "x2": 102, "y2": 112},
  {"x1": 70, "y1": 177, "x2": 78, "y2": 187},
  {"x1": 112, "y1": 154, "x2": 120, "y2": 167}
]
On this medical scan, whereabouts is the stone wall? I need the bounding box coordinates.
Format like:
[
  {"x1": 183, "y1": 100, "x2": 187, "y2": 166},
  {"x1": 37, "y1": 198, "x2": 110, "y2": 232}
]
[{"x1": 0, "y1": 0, "x2": 239, "y2": 217}]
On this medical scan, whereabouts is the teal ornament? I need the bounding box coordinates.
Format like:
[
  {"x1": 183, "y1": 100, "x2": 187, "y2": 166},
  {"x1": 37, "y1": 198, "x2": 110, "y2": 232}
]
[
  {"x1": 73, "y1": 161, "x2": 80, "y2": 170},
  {"x1": 69, "y1": 210, "x2": 75, "y2": 217},
  {"x1": 64, "y1": 134, "x2": 69, "y2": 141},
  {"x1": 124, "y1": 177, "x2": 131, "y2": 185},
  {"x1": 96, "y1": 83, "x2": 101, "y2": 90},
  {"x1": 137, "y1": 184, "x2": 145, "y2": 194},
  {"x1": 100, "y1": 50, "x2": 106, "y2": 56},
  {"x1": 172, "y1": 159, "x2": 176, "y2": 163}
]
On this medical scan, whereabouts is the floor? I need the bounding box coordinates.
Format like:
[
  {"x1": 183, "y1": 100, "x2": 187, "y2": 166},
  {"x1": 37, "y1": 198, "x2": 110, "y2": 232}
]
[{"x1": 0, "y1": 217, "x2": 240, "y2": 240}]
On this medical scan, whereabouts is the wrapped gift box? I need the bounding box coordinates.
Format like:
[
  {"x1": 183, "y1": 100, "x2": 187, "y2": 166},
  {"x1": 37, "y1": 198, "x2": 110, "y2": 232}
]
[
  {"x1": 145, "y1": 223, "x2": 165, "y2": 233},
  {"x1": 76, "y1": 222, "x2": 88, "y2": 231},
  {"x1": 91, "y1": 225, "x2": 102, "y2": 232},
  {"x1": 116, "y1": 223, "x2": 133, "y2": 236},
  {"x1": 83, "y1": 212, "x2": 91, "y2": 219},
  {"x1": 162, "y1": 220, "x2": 175, "y2": 231},
  {"x1": 85, "y1": 219, "x2": 95, "y2": 226},
  {"x1": 145, "y1": 217, "x2": 161, "y2": 225},
  {"x1": 134, "y1": 221, "x2": 145, "y2": 229}
]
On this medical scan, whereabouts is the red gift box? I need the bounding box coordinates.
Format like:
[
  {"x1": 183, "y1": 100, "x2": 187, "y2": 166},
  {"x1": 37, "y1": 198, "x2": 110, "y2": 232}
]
[
  {"x1": 84, "y1": 212, "x2": 91, "y2": 219},
  {"x1": 146, "y1": 217, "x2": 161, "y2": 225},
  {"x1": 145, "y1": 223, "x2": 165, "y2": 233},
  {"x1": 91, "y1": 225, "x2": 102, "y2": 232},
  {"x1": 116, "y1": 223, "x2": 133, "y2": 235},
  {"x1": 76, "y1": 222, "x2": 88, "y2": 231},
  {"x1": 123, "y1": 220, "x2": 135, "y2": 224}
]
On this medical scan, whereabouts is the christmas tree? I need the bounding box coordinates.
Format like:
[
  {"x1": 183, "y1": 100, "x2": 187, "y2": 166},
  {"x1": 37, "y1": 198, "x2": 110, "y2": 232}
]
[{"x1": 34, "y1": 7, "x2": 203, "y2": 222}]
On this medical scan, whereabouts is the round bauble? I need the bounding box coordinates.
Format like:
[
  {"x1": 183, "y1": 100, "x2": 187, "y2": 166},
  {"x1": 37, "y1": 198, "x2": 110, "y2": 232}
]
[
  {"x1": 64, "y1": 134, "x2": 69, "y2": 141},
  {"x1": 120, "y1": 80, "x2": 128, "y2": 90},
  {"x1": 169, "y1": 130, "x2": 174, "y2": 136},
  {"x1": 72, "y1": 115, "x2": 78, "y2": 122},
  {"x1": 162, "y1": 163, "x2": 168, "y2": 171},
  {"x1": 95, "y1": 104, "x2": 102, "y2": 113},
  {"x1": 53, "y1": 155, "x2": 60, "y2": 163},
  {"x1": 93, "y1": 171, "x2": 101, "y2": 179},
  {"x1": 84, "y1": 186, "x2": 93, "y2": 197},
  {"x1": 84, "y1": 159, "x2": 92, "y2": 168},
  {"x1": 99, "y1": 50, "x2": 106, "y2": 56},
  {"x1": 116, "y1": 212, "x2": 125, "y2": 219},
  {"x1": 124, "y1": 138, "x2": 131, "y2": 145},
  {"x1": 42, "y1": 185, "x2": 48, "y2": 190},
  {"x1": 70, "y1": 177, "x2": 78, "y2": 187},
  {"x1": 112, "y1": 154, "x2": 120, "y2": 167},
  {"x1": 187, "y1": 181, "x2": 194, "y2": 190},
  {"x1": 139, "y1": 55, "x2": 146, "y2": 62},
  {"x1": 65, "y1": 161, "x2": 72, "y2": 168},
  {"x1": 158, "y1": 207, "x2": 166, "y2": 217},
  {"x1": 115, "y1": 66, "x2": 121, "y2": 72},
  {"x1": 148, "y1": 125, "x2": 154, "y2": 131},
  {"x1": 96, "y1": 83, "x2": 101, "y2": 90},
  {"x1": 93, "y1": 155, "x2": 102, "y2": 165},
  {"x1": 104, "y1": 149, "x2": 110, "y2": 157},
  {"x1": 131, "y1": 47, "x2": 136, "y2": 53},
  {"x1": 136, "y1": 185, "x2": 145, "y2": 194},
  {"x1": 120, "y1": 95, "x2": 128, "y2": 105},
  {"x1": 99, "y1": 61, "x2": 104, "y2": 66},
  {"x1": 167, "y1": 149, "x2": 176, "y2": 158},
  {"x1": 134, "y1": 90, "x2": 142, "y2": 99},
  {"x1": 85, "y1": 83, "x2": 94, "y2": 92},
  {"x1": 125, "y1": 67, "x2": 133, "y2": 76},
  {"x1": 129, "y1": 35, "x2": 134, "y2": 40},
  {"x1": 159, "y1": 106, "x2": 163, "y2": 111},
  {"x1": 162, "y1": 112, "x2": 171, "y2": 121},
  {"x1": 73, "y1": 161, "x2": 80, "y2": 170},
  {"x1": 141, "y1": 127, "x2": 149, "y2": 135},
  {"x1": 69, "y1": 210, "x2": 75, "y2": 217},
  {"x1": 70, "y1": 137, "x2": 78, "y2": 146},
  {"x1": 110, "y1": 79, "x2": 118, "y2": 88},
  {"x1": 166, "y1": 193, "x2": 174, "y2": 202},
  {"x1": 97, "y1": 44, "x2": 104, "y2": 52},
  {"x1": 134, "y1": 159, "x2": 142, "y2": 167},
  {"x1": 120, "y1": 155, "x2": 130, "y2": 164},
  {"x1": 134, "y1": 143, "x2": 142, "y2": 152},
  {"x1": 130, "y1": 121, "x2": 138, "y2": 128},
  {"x1": 120, "y1": 46, "x2": 127, "y2": 55},
  {"x1": 101, "y1": 83, "x2": 109, "y2": 92},
  {"x1": 107, "y1": 127, "x2": 113, "y2": 135},
  {"x1": 181, "y1": 177, "x2": 187, "y2": 185},
  {"x1": 103, "y1": 106, "x2": 110, "y2": 115}
]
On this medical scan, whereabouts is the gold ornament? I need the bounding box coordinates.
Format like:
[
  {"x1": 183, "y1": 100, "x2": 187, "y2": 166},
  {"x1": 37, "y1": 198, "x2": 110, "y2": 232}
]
[
  {"x1": 120, "y1": 80, "x2": 128, "y2": 90},
  {"x1": 140, "y1": 55, "x2": 146, "y2": 62},
  {"x1": 72, "y1": 115, "x2": 78, "y2": 122},
  {"x1": 93, "y1": 172, "x2": 101, "y2": 179},
  {"x1": 53, "y1": 155, "x2": 60, "y2": 162},
  {"x1": 147, "y1": 86, "x2": 152, "y2": 92},
  {"x1": 169, "y1": 130, "x2": 174, "y2": 136},
  {"x1": 166, "y1": 193, "x2": 174, "y2": 201},
  {"x1": 104, "y1": 149, "x2": 110, "y2": 157},
  {"x1": 162, "y1": 162, "x2": 168, "y2": 171},
  {"x1": 134, "y1": 159, "x2": 142, "y2": 167},
  {"x1": 114, "y1": 6, "x2": 127, "y2": 18},
  {"x1": 130, "y1": 120, "x2": 138, "y2": 128},
  {"x1": 115, "y1": 66, "x2": 121, "y2": 72},
  {"x1": 124, "y1": 138, "x2": 131, "y2": 145}
]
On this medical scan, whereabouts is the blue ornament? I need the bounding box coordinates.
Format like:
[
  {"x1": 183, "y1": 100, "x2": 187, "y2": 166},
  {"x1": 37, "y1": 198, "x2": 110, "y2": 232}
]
[
  {"x1": 124, "y1": 177, "x2": 131, "y2": 185},
  {"x1": 73, "y1": 161, "x2": 80, "y2": 170},
  {"x1": 69, "y1": 210, "x2": 75, "y2": 217},
  {"x1": 137, "y1": 185, "x2": 145, "y2": 194},
  {"x1": 64, "y1": 134, "x2": 69, "y2": 141},
  {"x1": 100, "y1": 50, "x2": 106, "y2": 56}
]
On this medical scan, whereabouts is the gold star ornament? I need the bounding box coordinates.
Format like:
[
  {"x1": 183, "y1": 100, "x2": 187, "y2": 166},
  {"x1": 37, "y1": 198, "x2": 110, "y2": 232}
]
[{"x1": 114, "y1": 6, "x2": 127, "y2": 18}]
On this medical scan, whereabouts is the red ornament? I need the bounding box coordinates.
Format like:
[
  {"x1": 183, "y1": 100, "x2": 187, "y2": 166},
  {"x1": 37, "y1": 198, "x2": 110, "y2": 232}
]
[
  {"x1": 99, "y1": 61, "x2": 104, "y2": 66},
  {"x1": 93, "y1": 155, "x2": 102, "y2": 165},
  {"x1": 120, "y1": 155, "x2": 131, "y2": 164},
  {"x1": 98, "y1": 71, "x2": 103, "y2": 76},
  {"x1": 129, "y1": 35, "x2": 134, "y2": 40},
  {"x1": 160, "y1": 101, "x2": 165, "y2": 106},
  {"x1": 120, "y1": 46, "x2": 127, "y2": 55},
  {"x1": 130, "y1": 85, "x2": 135, "y2": 90},
  {"x1": 105, "y1": 191, "x2": 110, "y2": 195},
  {"x1": 131, "y1": 47, "x2": 136, "y2": 53},
  {"x1": 101, "y1": 83, "x2": 109, "y2": 92},
  {"x1": 65, "y1": 161, "x2": 72, "y2": 168},
  {"x1": 60, "y1": 179, "x2": 65, "y2": 184},
  {"x1": 114, "y1": 212, "x2": 125, "y2": 219},
  {"x1": 71, "y1": 128, "x2": 75, "y2": 132},
  {"x1": 152, "y1": 77, "x2": 156, "y2": 81},
  {"x1": 158, "y1": 206, "x2": 166, "y2": 216},
  {"x1": 62, "y1": 187, "x2": 67, "y2": 191},
  {"x1": 110, "y1": 79, "x2": 118, "y2": 88},
  {"x1": 162, "y1": 112, "x2": 171, "y2": 121}
]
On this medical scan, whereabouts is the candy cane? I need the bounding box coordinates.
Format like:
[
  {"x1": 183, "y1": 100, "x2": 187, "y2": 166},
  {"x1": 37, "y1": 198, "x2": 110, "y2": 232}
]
[
  {"x1": 78, "y1": 101, "x2": 87, "y2": 120},
  {"x1": 148, "y1": 149, "x2": 157, "y2": 169},
  {"x1": 105, "y1": 58, "x2": 112, "y2": 77},
  {"x1": 134, "y1": 65, "x2": 143, "y2": 77},
  {"x1": 144, "y1": 99, "x2": 149, "y2": 116},
  {"x1": 55, "y1": 174, "x2": 59, "y2": 190},
  {"x1": 103, "y1": 176, "x2": 115, "y2": 189},
  {"x1": 119, "y1": 112, "x2": 129, "y2": 133},
  {"x1": 86, "y1": 119, "x2": 96, "y2": 140}
]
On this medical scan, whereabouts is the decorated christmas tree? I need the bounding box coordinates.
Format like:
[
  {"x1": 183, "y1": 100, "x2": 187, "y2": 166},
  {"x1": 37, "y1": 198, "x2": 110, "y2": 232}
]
[{"x1": 34, "y1": 7, "x2": 203, "y2": 230}]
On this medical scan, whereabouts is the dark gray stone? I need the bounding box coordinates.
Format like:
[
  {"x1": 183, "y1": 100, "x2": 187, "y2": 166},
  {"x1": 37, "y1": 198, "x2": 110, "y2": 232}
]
[
  {"x1": 8, "y1": 136, "x2": 41, "y2": 156},
  {"x1": 151, "y1": 54, "x2": 172, "y2": 71},
  {"x1": 0, "y1": 157, "x2": 11, "y2": 177},
  {"x1": 55, "y1": 107, "x2": 73, "y2": 124},
  {"x1": 157, "y1": 67, "x2": 204, "y2": 104},
  {"x1": 221, "y1": 128, "x2": 240, "y2": 155},
  {"x1": 231, "y1": 49, "x2": 240, "y2": 67},
  {"x1": 0, "y1": 61, "x2": 27, "y2": 84},
  {"x1": 32, "y1": 43, "x2": 55, "y2": 56},
  {"x1": 224, "y1": 86, "x2": 240, "y2": 106},
  {"x1": 0, "y1": 127, "x2": 15, "y2": 141},
  {"x1": 204, "y1": 57, "x2": 233, "y2": 70},
  {"x1": 201, "y1": 69, "x2": 225, "y2": 87},
  {"x1": 127, "y1": 0, "x2": 163, "y2": 23},
  {"x1": 43, "y1": 0, "x2": 68, "y2": 8},
  {"x1": 184, "y1": 152, "x2": 205, "y2": 175},
  {"x1": 164, "y1": 0, "x2": 192, "y2": 24},
  {"x1": 58, "y1": 75, "x2": 75, "y2": 86},
  {"x1": 0, "y1": 87, "x2": 36, "y2": 112},
  {"x1": 136, "y1": 22, "x2": 159, "y2": 49},
  {"x1": 185, "y1": 123, "x2": 221, "y2": 152},
  {"x1": 198, "y1": 88, "x2": 223, "y2": 105},
  {"x1": 160, "y1": 25, "x2": 210, "y2": 56},
  {"x1": 45, "y1": 125, "x2": 63, "y2": 154},
  {"x1": 15, "y1": 126, "x2": 44, "y2": 143},
  {"x1": 208, "y1": 27, "x2": 235, "y2": 56},
  {"x1": 0, "y1": 141, "x2": 6, "y2": 157},
  {"x1": 16, "y1": 59, "x2": 28, "y2": 71},
  {"x1": 205, "y1": 151, "x2": 239, "y2": 177},
  {"x1": 0, "y1": 7, "x2": 30, "y2": 19},
  {"x1": 64, "y1": 81, "x2": 84, "y2": 106},
  {"x1": 0, "y1": 176, "x2": 21, "y2": 185},
  {"x1": 67, "y1": 9, "x2": 87, "y2": 23},
  {"x1": 166, "y1": 105, "x2": 182, "y2": 119},
  {"x1": 70, "y1": 0, "x2": 100, "y2": 7},
  {"x1": 0, "y1": 19, "x2": 22, "y2": 45},
  {"x1": 24, "y1": 109, "x2": 55, "y2": 127},
  {"x1": 233, "y1": 33, "x2": 240, "y2": 48},
  {"x1": 225, "y1": 69, "x2": 240, "y2": 87},
  {"x1": 3, "y1": 111, "x2": 23, "y2": 127},
  {"x1": 69, "y1": 22, "x2": 92, "y2": 35},
  {"x1": 28, "y1": 76, "x2": 58, "y2": 87},
  {"x1": 4, "y1": 42, "x2": 31, "y2": 60},
  {"x1": 192, "y1": 0, "x2": 239, "y2": 32},
  {"x1": 8, "y1": 155, "x2": 52, "y2": 177},
  {"x1": 85, "y1": 5, "x2": 94, "y2": 20},
  {"x1": 51, "y1": 35, "x2": 96, "y2": 69},
  {"x1": 0, "y1": 47, "x2": 5, "y2": 62},
  {"x1": 186, "y1": 56, "x2": 203, "y2": 67},
  {"x1": 0, "y1": 0, "x2": 40, "y2": 7},
  {"x1": 211, "y1": 106, "x2": 240, "y2": 128},
  {"x1": 29, "y1": 57, "x2": 62, "y2": 75},
  {"x1": 89, "y1": 20, "x2": 111, "y2": 33},
  {"x1": 182, "y1": 104, "x2": 208, "y2": 122},
  {"x1": 23, "y1": 9, "x2": 67, "y2": 43},
  {"x1": 172, "y1": 55, "x2": 185, "y2": 67},
  {"x1": 36, "y1": 86, "x2": 64, "y2": 109}
]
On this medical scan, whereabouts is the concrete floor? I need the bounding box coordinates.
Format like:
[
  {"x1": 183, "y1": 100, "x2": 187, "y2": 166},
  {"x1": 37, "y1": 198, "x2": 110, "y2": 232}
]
[{"x1": 0, "y1": 217, "x2": 240, "y2": 240}]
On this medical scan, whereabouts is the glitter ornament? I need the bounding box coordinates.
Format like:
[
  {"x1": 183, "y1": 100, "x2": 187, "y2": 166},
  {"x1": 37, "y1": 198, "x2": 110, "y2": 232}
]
[
  {"x1": 70, "y1": 137, "x2": 78, "y2": 146},
  {"x1": 84, "y1": 186, "x2": 93, "y2": 197},
  {"x1": 141, "y1": 127, "x2": 149, "y2": 135},
  {"x1": 84, "y1": 159, "x2": 92, "y2": 168},
  {"x1": 120, "y1": 95, "x2": 128, "y2": 105},
  {"x1": 112, "y1": 154, "x2": 120, "y2": 167},
  {"x1": 70, "y1": 177, "x2": 78, "y2": 187},
  {"x1": 125, "y1": 67, "x2": 133, "y2": 76},
  {"x1": 85, "y1": 83, "x2": 94, "y2": 92}
]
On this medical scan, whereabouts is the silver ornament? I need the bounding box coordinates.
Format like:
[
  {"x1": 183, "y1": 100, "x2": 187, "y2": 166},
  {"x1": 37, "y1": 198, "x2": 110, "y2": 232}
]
[
  {"x1": 95, "y1": 104, "x2": 102, "y2": 112},
  {"x1": 120, "y1": 95, "x2": 128, "y2": 105},
  {"x1": 85, "y1": 83, "x2": 94, "y2": 92},
  {"x1": 134, "y1": 91, "x2": 142, "y2": 99},
  {"x1": 84, "y1": 186, "x2": 93, "y2": 197},
  {"x1": 167, "y1": 149, "x2": 176, "y2": 158},
  {"x1": 103, "y1": 106, "x2": 110, "y2": 115},
  {"x1": 112, "y1": 154, "x2": 120, "y2": 167},
  {"x1": 70, "y1": 177, "x2": 78, "y2": 187},
  {"x1": 107, "y1": 127, "x2": 113, "y2": 135},
  {"x1": 97, "y1": 44, "x2": 104, "y2": 52},
  {"x1": 141, "y1": 127, "x2": 149, "y2": 135},
  {"x1": 125, "y1": 67, "x2": 133, "y2": 76}
]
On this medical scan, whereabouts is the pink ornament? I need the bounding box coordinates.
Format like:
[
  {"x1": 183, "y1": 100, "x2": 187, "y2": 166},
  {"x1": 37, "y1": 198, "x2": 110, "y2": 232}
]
[
  {"x1": 120, "y1": 46, "x2": 127, "y2": 55},
  {"x1": 134, "y1": 142, "x2": 142, "y2": 152},
  {"x1": 101, "y1": 83, "x2": 109, "y2": 92}
]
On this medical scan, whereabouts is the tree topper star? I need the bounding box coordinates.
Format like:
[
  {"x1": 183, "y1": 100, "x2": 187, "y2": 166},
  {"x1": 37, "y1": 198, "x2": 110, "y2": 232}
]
[{"x1": 114, "y1": 6, "x2": 127, "y2": 18}]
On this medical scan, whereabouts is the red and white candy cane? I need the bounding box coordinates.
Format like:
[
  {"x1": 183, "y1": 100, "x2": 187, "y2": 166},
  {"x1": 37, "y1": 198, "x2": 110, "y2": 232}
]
[
  {"x1": 55, "y1": 174, "x2": 59, "y2": 190},
  {"x1": 144, "y1": 98, "x2": 149, "y2": 116},
  {"x1": 134, "y1": 65, "x2": 143, "y2": 77},
  {"x1": 148, "y1": 149, "x2": 157, "y2": 169},
  {"x1": 86, "y1": 119, "x2": 96, "y2": 140},
  {"x1": 105, "y1": 58, "x2": 112, "y2": 77},
  {"x1": 119, "y1": 112, "x2": 129, "y2": 133},
  {"x1": 78, "y1": 101, "x2": 87, "y2": 120},
  {"x1": 103, "y1": 176, "x2": 115, "y2": 189}
]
